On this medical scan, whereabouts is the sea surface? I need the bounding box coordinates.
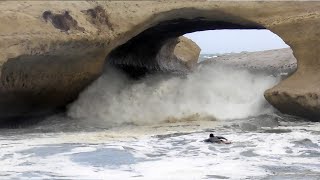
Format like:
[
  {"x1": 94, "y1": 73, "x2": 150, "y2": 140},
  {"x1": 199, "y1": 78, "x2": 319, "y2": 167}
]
[{"x1": 0, "y1": 56, "x2": 319, "y2": 180}]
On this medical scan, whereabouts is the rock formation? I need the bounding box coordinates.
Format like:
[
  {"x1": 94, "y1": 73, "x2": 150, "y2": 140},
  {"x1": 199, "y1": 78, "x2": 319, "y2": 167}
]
[
  {"x1": 156, "y1": 37, "x2": 201, "y2": 72},
  {"x1": 0, "y1": 1, "x2": 319, "y2": 122},
  {"x1": 201, "y1": 48, "x2": 297, "y2": 76}
]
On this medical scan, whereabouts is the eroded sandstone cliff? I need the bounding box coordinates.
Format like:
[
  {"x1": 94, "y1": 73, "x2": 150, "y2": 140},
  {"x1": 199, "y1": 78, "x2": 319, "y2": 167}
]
[{"x1": 0, "y1": 1, "x2": 319, "y2": 122}]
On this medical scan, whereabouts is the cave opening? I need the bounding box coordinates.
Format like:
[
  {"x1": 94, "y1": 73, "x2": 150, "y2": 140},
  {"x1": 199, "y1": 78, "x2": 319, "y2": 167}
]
[
  {"x1": 106, "y1": 17, "x2": 294, "y2": 80},
  {"x1": 106, "y1": 18, "x2": 266, "y2": 78}
]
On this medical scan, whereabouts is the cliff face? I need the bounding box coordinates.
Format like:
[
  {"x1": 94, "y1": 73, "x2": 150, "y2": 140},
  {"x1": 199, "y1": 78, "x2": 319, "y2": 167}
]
[{"x1": 0, "y1": 1, "x2": 319, "y2": 121}]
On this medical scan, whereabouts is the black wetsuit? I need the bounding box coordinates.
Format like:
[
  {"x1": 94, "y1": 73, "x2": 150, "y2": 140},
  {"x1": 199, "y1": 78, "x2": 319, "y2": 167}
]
[{"x1": 204, "y1": 136, "x2": 228, "y2": 143}]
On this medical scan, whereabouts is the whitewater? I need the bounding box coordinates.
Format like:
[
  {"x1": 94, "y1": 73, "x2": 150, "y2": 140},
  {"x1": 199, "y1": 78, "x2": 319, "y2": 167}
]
[{"x1": 0, "y1": 61, "x2": 319, "y2": 179}]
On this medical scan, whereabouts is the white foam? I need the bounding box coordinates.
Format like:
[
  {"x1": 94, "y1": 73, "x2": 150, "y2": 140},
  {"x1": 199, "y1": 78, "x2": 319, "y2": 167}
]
[
  {"x1": 68, "y1": 63, "x2": 279, "y2": 127},
  {"x1": 1, "y1": 121, "x2": 320, "y2": 179}
]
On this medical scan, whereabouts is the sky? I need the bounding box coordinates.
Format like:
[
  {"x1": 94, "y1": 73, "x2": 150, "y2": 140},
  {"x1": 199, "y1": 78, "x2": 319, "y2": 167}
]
[{"x1": 184, "y1": 30, "x2": 289, "y2": 54}]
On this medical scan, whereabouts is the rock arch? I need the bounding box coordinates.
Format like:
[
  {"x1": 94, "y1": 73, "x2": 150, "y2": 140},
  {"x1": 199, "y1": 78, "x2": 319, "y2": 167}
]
[
  {"x1": 106, "y1": 3, "x2": 320, "y2": 120},
  {"x1": 0, "y1": 1, "x2": 319, "y2": 122},
  {"x1": 107, "y1": 15, "x2": 264, "y2": 74}
]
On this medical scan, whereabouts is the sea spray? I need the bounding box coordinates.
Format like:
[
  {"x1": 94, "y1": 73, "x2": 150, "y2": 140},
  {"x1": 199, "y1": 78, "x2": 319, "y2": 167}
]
[{"x1": 68, "y1": 63, "x2": 280, "y2": 127}]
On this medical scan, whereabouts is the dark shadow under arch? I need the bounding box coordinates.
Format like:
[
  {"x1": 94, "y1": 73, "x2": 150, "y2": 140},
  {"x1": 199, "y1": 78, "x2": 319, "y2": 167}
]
[{"x1": 107, "y1": 17, "x2": 265, "y2": 78}]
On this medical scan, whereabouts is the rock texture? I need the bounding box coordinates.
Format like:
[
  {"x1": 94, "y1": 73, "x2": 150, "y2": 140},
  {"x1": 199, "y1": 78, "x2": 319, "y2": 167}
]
[
  {"x1": 156, "y1": 37, "x2": 201, "y2": 72},
  {"x1": 108, "y1": 36, "x2": 200, "y2": 79},
  {"x1": 201, "y1": 48, "x2": 297, "y2": 76},
  {"x1": 0, "y1": 1, "x2": 319, "y2": 121}
]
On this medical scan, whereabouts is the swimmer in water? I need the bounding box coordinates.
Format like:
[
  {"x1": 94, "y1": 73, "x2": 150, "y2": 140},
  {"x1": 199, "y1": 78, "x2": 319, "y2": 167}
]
[{"x1": 204, "y1": 133, "x2": 231, "y2": 144}]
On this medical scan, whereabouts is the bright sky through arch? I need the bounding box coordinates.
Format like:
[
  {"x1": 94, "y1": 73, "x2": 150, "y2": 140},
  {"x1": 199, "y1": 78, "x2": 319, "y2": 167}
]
[{"x1": 184, "y1": 30, "x2": 289, "y2": 54}]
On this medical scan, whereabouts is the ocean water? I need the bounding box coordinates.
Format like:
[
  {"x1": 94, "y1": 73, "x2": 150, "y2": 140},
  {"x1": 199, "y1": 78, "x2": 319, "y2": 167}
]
[
  {"x1": 0, "y1": 61, "x2": 319, "y2": 179},
  {"x1": 199, "y1": 54, "x2": 218, "y2": 62}
]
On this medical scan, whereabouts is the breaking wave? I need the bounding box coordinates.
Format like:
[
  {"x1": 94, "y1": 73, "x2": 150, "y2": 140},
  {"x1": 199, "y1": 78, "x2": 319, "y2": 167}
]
[{"x1": 67, "y1": 63, "x2": 280, "y2": 127}]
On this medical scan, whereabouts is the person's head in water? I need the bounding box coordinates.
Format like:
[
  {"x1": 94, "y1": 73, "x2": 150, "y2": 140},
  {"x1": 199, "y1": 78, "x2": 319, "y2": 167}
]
[{"x1": 210, "y1": 133, "x2": 214, "y2": 137}]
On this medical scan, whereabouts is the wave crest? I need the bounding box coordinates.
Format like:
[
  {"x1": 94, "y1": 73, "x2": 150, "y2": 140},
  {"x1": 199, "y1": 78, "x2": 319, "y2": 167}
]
[{"x1": 67, "y1": 63, "x2": 279, "y2": 127}]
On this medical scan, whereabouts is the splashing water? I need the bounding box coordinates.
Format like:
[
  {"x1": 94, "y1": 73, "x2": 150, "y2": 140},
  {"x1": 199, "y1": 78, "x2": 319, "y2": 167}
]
[
  {"x1": 68, "y1": 63, "x2": 280, "y2": 127},
  {"x1": 1, "y1": 57, "x2": 320, "y2": 180}
]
